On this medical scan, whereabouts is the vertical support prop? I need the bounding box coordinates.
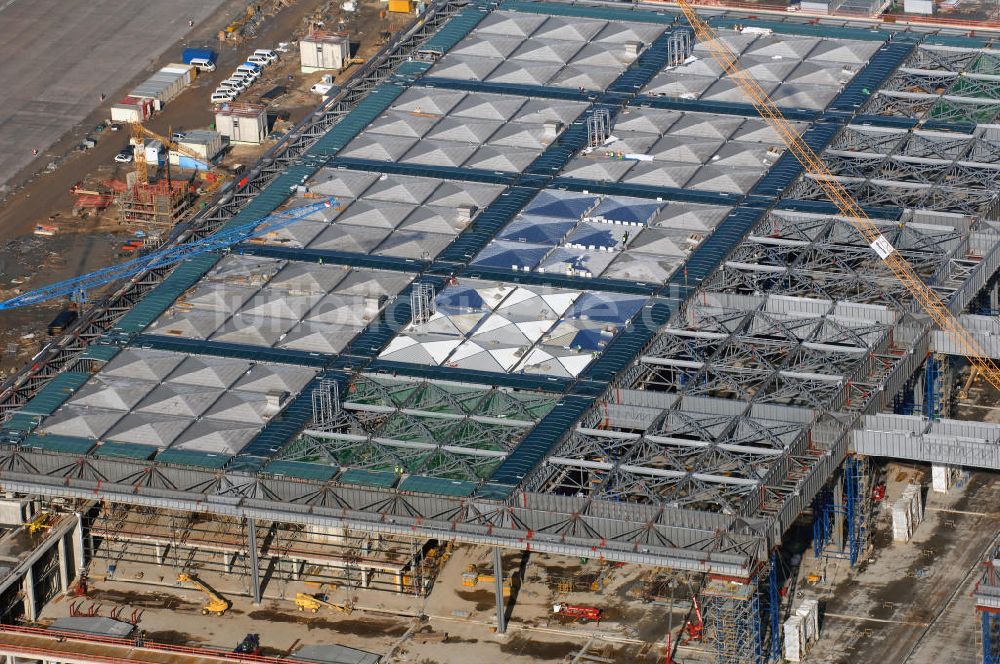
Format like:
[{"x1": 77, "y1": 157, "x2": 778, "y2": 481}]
[
  {"x1": 984, "y1": 610, "x2": 1000, "y2": 664},
  {"x1": 769, "y1": 552, "x2": 781, "y2": 663},
  {"x1": 493, "y1": 546, "x2": 506, "y2": 634}
]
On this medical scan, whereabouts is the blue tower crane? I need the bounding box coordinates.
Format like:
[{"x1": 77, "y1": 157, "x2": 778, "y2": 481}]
[{"x1": 0, "y1": 197, "x2": 337, "y2": 311}]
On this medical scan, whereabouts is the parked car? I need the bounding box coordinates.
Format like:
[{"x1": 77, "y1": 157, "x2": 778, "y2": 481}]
[
  {"x1": 211, "y1": 91, "x2": 236, "y2": 104},
  {"x1": 253, "y1": 49, "x2": 278, "y2": 64},
  {"x1": 114, "y1": 147, "x2": 134, "y2": 163},
  {"x1": 189, "y1": 57, "x2": 216, "y2": 72},
  {"x1": 220, "y1": 78, "x2": 249, "y2": 92},
  {"x1": 235, "y1": 65, "x2": 261, "y2": 79},
  {"x1": 247, "y1": 55, "x2": 270, "y2": 68},
  {"x1": 171, "y1": 131, "x2": 186, "y2": 142}
]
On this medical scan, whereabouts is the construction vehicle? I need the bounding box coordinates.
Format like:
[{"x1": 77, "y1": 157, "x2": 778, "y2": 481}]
[
  {"x1": 176, "y1": 572, "x2": 230, "y2": 616},
  {"x1": 233, "y1": 633, "x2": 261, "y2": 655},
  {"x1": 552, "y1": 603, "x2": 602, "y2": 623},
  {"x1": 0, "y1": 198, "x2": 336, "y2": 311},
  {"x1": 293, "y1": 592, "x2": 353, "y2": 614},
  {"x1": 674, "y1": 0, "x2": 1000, "y2": 397},
  {"x1": 461, "y1": 564, "x2": 515, "y2": 597},
  {"x1": 131, "y1": 123, "x2": 232, "y2": 195},
  {"x1": 680, "y1": 594, "x2": 703, "y2": 644},
  {"x1": 25, "y1": 512, "x2": 52, "y2": 535}
]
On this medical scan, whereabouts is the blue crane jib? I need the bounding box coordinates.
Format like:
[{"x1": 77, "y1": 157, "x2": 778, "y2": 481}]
[{"x1": 0, "y1": 198, "x2": 337, "y2": 311}]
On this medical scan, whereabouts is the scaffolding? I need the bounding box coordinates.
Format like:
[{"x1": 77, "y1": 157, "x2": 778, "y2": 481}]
[
  {"x1": 666, "y1": 29, "x2": 692, "y2": 67},
  {"x1": 812, "y1": 456, "x2": 873, "y2": 566},
  {"x1": 311, "y1": 378, "x2": 342, "y2": 431},
  {"x1": 410, "y1": 283, "x2": 436, "y2": 326},
  {"x1": 117, "y1": 180, "x2": 195, "y2": 231},
  {"x1": 587, "y1": 108, "x2": 612, "y2": 148},
  {"x1": 702, "y1": 570, "x2": 765, "y2": 664}
]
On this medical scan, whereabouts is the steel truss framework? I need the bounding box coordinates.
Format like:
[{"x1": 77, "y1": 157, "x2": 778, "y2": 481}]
[
  {"x1": 0, "y1": 0, "x2": 467, "y2": 417},
  {"x1": 0, "y1": 448, "x2": 762, "y2": 575},
  {"x1": 534, "y1": 205, "x2": 999, "y2": 551},
  {"x1": 712, "y1": 208, "x2": 987, "y2": 306},
  {"x1": 791, "y1": 124, "x2": 1000, "y2": 216},
  {"x1": 867, "y1": 46, "x2": 1000, "y2": 124},
  {"x1": 282, "y1": 374, "x2": 556, "y2": 482}
]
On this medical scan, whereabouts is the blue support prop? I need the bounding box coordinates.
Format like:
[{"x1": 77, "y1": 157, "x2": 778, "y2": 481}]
[
  {"x1": 769, "y1": 552, "x2": 780, "y2": 662},
  {"x1": 845, "y1": 457, "x2": 860, "y2": 566},
  {"x1": 752, "y1": 584, "x2": 764, "y2": 664},
  {"x1": 924, "y1": 355, "x2": 941, "y2": 420},
  {"x1": 811, "y1": 489, "x2": 833, "y2": 558},
  {"x1": 893, "y1": 377, "x2": 916, "y2": 415},
  {"x1": 812, "y1": 458, "x2": 867, "y2": 566},
  {"x1": 983, "y1": 611, "x2": 1000, "y2": 664}
]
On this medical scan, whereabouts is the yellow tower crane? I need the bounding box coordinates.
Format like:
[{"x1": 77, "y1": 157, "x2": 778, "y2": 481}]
[
  {"x1": 129, "y1": 123, "x2": 232, "y2": 194},
  {"x1": 674, "y1": 1, "x2": 1000, "y2": 393}
]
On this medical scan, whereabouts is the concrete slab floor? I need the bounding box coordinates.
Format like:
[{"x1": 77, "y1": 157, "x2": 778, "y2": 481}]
[{"x1": 793, "y1": 467, "x2": 1000, "y2": 664}]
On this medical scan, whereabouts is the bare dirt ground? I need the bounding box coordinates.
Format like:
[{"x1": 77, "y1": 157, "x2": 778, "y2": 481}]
[
  {"x1": 39, "y1": 543, "x2": 682, "y2": 663},
  {"x1": 0, "y1": 0, "x2": 404, "y2": 374},
  {"x1": 794, "y1": 466, "x2": 999, "y2": 664}
]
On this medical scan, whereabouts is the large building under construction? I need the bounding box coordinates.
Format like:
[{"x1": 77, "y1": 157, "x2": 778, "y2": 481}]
[{"x1": 2, "y1": 1, "x2": 1000, "y2": 663}]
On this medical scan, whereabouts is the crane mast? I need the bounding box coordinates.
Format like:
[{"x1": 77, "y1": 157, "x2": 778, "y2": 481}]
[{"x1": 675, "y1": 2, "x2": 1000, "y2": 393}]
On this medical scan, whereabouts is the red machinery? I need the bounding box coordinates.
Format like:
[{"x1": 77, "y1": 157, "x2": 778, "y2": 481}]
[
  {"x1": 552, "y1": 603, "x2": 602, "y2": 622},
  {"x1": 681, "y1": 594, "x2": 703, "y2": 644},
  {"x1": 872, "y1": 484, "x2": 887, "y2": 503}
]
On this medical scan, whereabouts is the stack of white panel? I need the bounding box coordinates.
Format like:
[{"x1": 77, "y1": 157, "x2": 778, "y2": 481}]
[
  {"x1": 931, "y1": 464, "x2": 960, "y2": 493},
  {"x1": 892, "y1": 484, "x2": 924, "y2": 542},
  {"x1": 904, "y1": 484, "x2": 924, "y2": 525},
  {"x1": 796, "y1": 598, "x2": 820, "y2": 644},
  {"x1": 892, "y1": 499, "x2": 911, "y2": 542},
  {"x1": 783, "y1": 614, "x2": 804, "y2": 663}
]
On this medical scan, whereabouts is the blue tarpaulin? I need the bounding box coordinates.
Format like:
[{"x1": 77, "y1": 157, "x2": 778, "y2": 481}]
[
  {"x1": 591, "y1": 196, "x2": 663, "y2": 225},
  {"x1": 568, "y1": 226, "x2": 618, "y2": 249},
  {"x1": 568, "y1": 292, "x2": 646, "y2": 324},
  {"x1": 437, "y1": 285, "x2": 487, "y2": 312},
  {"x1": 497, "y1": 215, "x2": 576, "y2": 245},
  {"x1": 570, "y1": 328, "x2": 610, "y2": 351},
  {"x1": 523, "y1": 190, "x2": 599, "y2": 220},
  {"x1": 473, "y1": 240, "x2": 550, "y2": 270}
]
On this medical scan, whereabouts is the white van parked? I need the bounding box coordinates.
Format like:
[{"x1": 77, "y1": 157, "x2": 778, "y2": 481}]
[
  {"x1": 253, "y1": 49, "x2": 278, "y2": 64},
  {"x1": 211, "y1": 90, "x2": 235, "y2": 104},
  {"x1": 189, "y1": 57, "x2": 216, "y2": 72},
  {"x1": 235, "y1": 65, "x2": 260, "y2": 80}
]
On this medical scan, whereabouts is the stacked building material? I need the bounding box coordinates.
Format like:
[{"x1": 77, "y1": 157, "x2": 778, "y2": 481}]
[
  {"x1": 931, "y1": 464, "x2": 961, "y2": 493},
  {"x1": 783, "y1": 614, "x2": 804, "y2": 662},
  {"x1": 892, "y1": 484, "x2": 924, "y2": 542}
]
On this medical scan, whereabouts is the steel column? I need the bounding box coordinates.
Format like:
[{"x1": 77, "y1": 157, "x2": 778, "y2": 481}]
[
  {"x1": 248, "y1": 518, "x2": 261, "y2": 606},
  {"x1": 493, "y1": 546, "x2": 506, "y2": 634}
]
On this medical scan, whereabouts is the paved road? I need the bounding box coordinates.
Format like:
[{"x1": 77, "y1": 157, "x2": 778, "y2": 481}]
[{"x1": 0, "y1": 0, "x2": 228, "y2": 191}]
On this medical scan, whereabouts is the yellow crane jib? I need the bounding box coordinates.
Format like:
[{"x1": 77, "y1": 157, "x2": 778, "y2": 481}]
[
  {"x1": 26, "y1": 512, "x2": 52, "y2": 535},
  {"x1": 675, "y1": 2, "x2": 1000, "y2": 394},
  {"x1": 177, "y1": 572, "x2": 231, "y2": 616},
  {"x1": 294, "y1": 592, "x2": 353, "y2": 614}
]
